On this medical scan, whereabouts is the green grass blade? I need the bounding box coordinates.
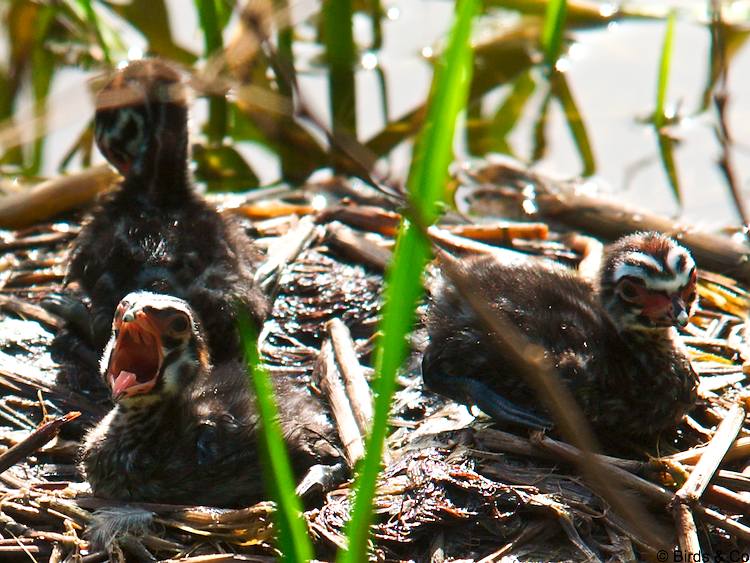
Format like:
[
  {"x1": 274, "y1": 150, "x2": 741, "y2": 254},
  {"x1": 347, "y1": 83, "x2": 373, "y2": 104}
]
[
  {"x1": 195, "y1": 0, "x2": 227, "y2": 144},
  {"x1": 323, "y1": 0, "x2": 357, "y2": 136},
  {"x1": 369, "y1": 0, "x2": 383, "y2": 50},
  {"x1": 552, "y1": 70, "x2": 595, "y2": 176},
  {"x1": 657, "y1": 131, "x2": 681, "y2": 203},
  {"x1": 195, "y1": 0, "x2": 224, "y2": 54},
  {"x1": 531, "y1": 86, "x2": 553, "y2": 162},
  {"x1": 337, "y1": 0, "x2": 478, "y2": 560},
  {"x1": 273, "y1": 0, "x2": 297, "y2": 181},
  {"x1": 654, "y1": 11, "x2": 675, "y2": 127},
  {"x1": 653, "y1": 11, "x2": 680, "y2": 202},
  {"x1": 541, "y1": 0, "x2": 567, "y2": 66},
  {"x1": 237, "y1": 310, "x2": 313, "y2": 563},
  {"x1": 491, "y1": 70, "x2": 535, "y2": 141},
  {"x1": 74, "y1": 0, "x2": 111, "y2": 63},
  {"x1": 467, "y1": 69, "x2": 535, "y2": 156}
]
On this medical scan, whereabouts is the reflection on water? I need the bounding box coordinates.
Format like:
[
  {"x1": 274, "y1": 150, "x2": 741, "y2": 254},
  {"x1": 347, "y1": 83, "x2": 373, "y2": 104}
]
[
  {"x1": 522, "y1": 20, "x2": 741, "y2": 227},
  {"x1": 1, "y1": 1, "x2": 750, "y2": 228}
]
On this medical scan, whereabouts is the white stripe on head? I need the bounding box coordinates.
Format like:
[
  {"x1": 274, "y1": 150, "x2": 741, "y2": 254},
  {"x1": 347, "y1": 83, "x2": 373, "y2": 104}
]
[
  {"x1": 612, "y1": 252, "x2": 663, "y2": 283},
  {"x1": 613, "y1": 248, "x2": 694, "y2": 293},
  {"x1": 643, "y1": 276, "x2": 692, "y2": 292},
  {"x1": 666, "y1": 245, "x2": 694, "y2": 275},
  {"x1": 622, "y1": 251, "x2": 663, "y2": 272}
]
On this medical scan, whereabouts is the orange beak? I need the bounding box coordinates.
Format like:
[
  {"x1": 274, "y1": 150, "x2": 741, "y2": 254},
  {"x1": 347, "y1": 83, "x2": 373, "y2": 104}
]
[
  {"x1": 106, "y1": 310, "x2": 164, "y2": 400},
  {"x1": 640, "y1": 292, "x2": 690, "y2": 328}
]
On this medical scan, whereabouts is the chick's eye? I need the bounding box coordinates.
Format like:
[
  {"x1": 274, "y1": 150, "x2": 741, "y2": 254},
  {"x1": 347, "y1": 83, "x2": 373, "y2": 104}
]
[
  {"x1": 617, "y1": 280, "x2": 640, "y2": 302},
  {"x1": 169, "y1": 315, "x2": 189, "y2": 334}
]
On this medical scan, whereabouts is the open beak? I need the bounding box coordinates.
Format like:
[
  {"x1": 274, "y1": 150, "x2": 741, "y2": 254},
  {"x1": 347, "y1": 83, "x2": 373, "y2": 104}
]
[
  {"x1": 640, "y1": 293, "x2": 690, "y2": 328},
  {"x1": 671, "y1": 296, "x2": 689, "y2": 328},
  {"x1": 106, "y1": 309, "x2": 164, "y2": 400}
]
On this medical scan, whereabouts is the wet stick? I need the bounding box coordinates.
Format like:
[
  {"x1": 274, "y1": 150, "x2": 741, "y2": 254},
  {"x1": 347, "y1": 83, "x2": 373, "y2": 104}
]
[
  {"x1": 327, "y1": 318, "x2": 374, "y2": 437},
  {"x1": 0, "y1": 412, "x2": 80, "y2": 475},
  {"x1": 671, "y1": 403, "x2": 745, "y2": 554},
  {"x1": 254, "y1": 215, "x2": 319, "y2": 291},
  {"x1": 325, "y1": 222, "x2": 392, "y2": 272},
  {"x1": 470, "y1": 162, "x2": 750, "y2": 284},
  {"x1": 675, "y1": 403, "x2": 746, "y2": 504},
  {"x1": 317, "y1": 340, "x2": 365, "y2": 468}
]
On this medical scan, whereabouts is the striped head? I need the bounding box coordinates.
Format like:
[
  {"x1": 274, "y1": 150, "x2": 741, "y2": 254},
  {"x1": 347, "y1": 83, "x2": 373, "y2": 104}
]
[
  {"x1": 102, "y1": 292, "x2": 209, "y2": 405},
  {"x1": 94, "y1": 59, "x2": 188, "y2": 179},
  {"x1": 600, "y1": 232, "x2": 697, "y2": 331}
]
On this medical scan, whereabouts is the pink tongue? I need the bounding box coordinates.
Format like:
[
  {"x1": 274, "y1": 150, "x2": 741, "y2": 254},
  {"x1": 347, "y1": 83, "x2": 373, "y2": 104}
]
[{"x1": 112, "y1": 370, "x2": 137, "y2": 397}]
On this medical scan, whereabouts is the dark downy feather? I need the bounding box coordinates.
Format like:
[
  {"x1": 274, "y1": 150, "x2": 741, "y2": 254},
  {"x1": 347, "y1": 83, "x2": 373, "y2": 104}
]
[
  {"x1": 422, "y1": 233, "x2": 699, "y2": 440},
  {"x1": 63, "y1": 60, "x2": 267, "y2": 370},
  {"x1": 81, "y1": 293, "x2": 341, "y2": 506}
]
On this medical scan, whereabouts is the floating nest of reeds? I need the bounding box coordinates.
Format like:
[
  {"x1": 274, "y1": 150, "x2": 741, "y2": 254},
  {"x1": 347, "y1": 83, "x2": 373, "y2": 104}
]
[{"x1": 1, "y1": 160, "x2": 750, "y2": 562}]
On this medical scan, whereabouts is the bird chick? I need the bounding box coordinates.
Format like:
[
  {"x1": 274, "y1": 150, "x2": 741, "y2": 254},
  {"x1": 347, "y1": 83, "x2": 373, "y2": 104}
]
[
  {"x1": 81, "y1": 292, "x2": 341, "y2": 506},
  {"x1": 54, "y1": 59, "x2": 265, "y2": 377},
  {"x1": 422, "y1": 232, "x2": 699, "y2": 441}
]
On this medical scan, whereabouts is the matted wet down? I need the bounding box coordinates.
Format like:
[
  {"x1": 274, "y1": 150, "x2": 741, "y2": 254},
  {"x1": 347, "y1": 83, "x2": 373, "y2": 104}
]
[{"x1": 0, "y1": 161, "x2": 749, "y2": 562}]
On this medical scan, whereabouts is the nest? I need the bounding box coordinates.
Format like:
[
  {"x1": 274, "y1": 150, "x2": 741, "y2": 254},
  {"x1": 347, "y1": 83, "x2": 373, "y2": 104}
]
[{"x1": 0, "y1": 161, "x2": 749, "y2": 561}]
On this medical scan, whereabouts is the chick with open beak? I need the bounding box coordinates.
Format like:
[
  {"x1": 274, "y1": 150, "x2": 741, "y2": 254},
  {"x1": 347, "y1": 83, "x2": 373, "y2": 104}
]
[
  {"x1": 102, "y1": 293, "x2": 204, "y2": 401},
  {"x1": 81, "y1": 291, "x2": 342, "y2": 506}
]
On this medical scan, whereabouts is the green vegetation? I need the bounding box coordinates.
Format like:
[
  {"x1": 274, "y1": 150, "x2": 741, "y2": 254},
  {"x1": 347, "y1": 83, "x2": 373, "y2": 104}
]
[
  {"x1": 654, "y1": 11, "x2": 681, "y2": 202},
  {"x1": 654, "y1": 11, "x2": 676, "y2": 129},
  {"x1": 340, "y1": 0, "x2": 477, "y2": 558},
  {"x1": 1, "y1": 0, "x2": 748, "y2": 558},
  {"x1": 541, "y1": 0, "x2": 567, "y2": 66},
  {"x1": 0, "y1": 1, "x2": 745, "y2": 202},
  {"x1": 324, "y1": 0, "x2": 357, "y2": 138},
  {"x1": 238, "y1": 309, "x2": 313, "y2": 562}
]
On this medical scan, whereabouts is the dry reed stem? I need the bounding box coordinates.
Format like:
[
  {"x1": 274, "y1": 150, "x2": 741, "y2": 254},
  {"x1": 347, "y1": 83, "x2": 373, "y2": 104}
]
[
  {"x1": 714, "y1": 469, "x2": 750, "y2": 491},
  {"x1": 675, "y1": 403, "x2": 745, "y2": 504},
  {"x1": 0, "y1": 411, "x2": 80, "y2": 474},
  {"x1": 254, "y1": 215, "x2": 319, "y2": 290},
  {"x1": 430, "y1": 228, "x2": 532, "y2": 262},
  {"x1": 673, "y1": 503, "x2": 701, "y2": 557},
  {"x1": 667, "y1": 436, "x2": 750, "y2": 465},
  {"x1": 319, "y1": 205, "x2": 401, "y2": 236},
  {"x1": 316, "y1": 340, "x2": 365, "y2": 468},
  {"x1": 233, "y1": 201, "x2": 316, "y2": 220},
  {"x1": 325, "y1": 222, "x2": 391, "y2": 271},
  {"x1": 444, "y1": 222, "x2": 549, "y2": 242},
  {"x1": 327, "y1": 318, "x2": 374, "y2": 436},
  {"x1": 705, "y1": 484, "x2": 750, "y2": 513},
  {"x1": 0, "y1": 165, "x2": 117, "y2": 230}
]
